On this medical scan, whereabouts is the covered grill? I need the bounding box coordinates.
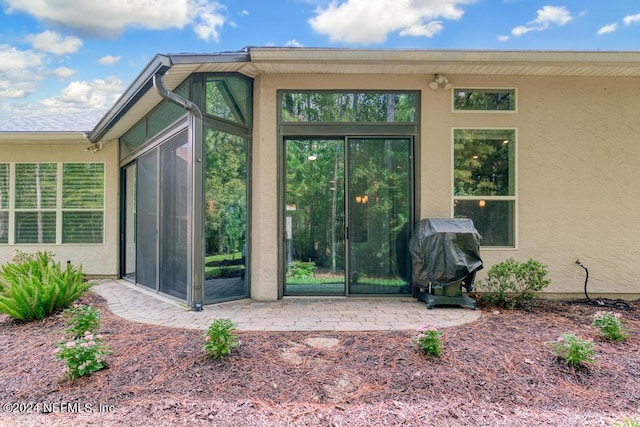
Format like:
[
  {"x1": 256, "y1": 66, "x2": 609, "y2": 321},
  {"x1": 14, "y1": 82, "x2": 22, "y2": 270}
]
[{"x1": 410, "y1": 218, "x2": 483, "y2": 309}]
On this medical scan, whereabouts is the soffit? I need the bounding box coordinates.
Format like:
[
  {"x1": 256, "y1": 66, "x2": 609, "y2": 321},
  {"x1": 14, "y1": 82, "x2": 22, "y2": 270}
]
[
  {"x1": 0, "y1": 132, "x2": 88, "y2": 143},
  {"x1": 249, "y1": 49, "x2": 640, "y2": 77}
]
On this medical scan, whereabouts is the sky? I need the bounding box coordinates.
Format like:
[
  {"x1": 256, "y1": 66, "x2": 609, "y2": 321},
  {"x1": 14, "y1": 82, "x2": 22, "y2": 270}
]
[{"x1": 0, "y1": 0, "x2": 639, "y2": 119}]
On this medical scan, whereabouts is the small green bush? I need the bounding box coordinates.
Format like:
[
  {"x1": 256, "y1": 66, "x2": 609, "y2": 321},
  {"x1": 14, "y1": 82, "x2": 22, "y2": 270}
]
[
  {"x1": 592, "y1": 311, "x2": 627, "y2": 341},
  {"x1": 288, "y1": 261, "x2": 316, "y2": 279},
  {"x1": 413, "y1": 323, "x2": 443, "y2": 357},
  {"x1": 548, "y1": 333, "x2": 596, "y2": 369},
  {"x1": 615, "y1": 419, "x2": 640, "y2": 427},
  {"x1": 54, "y1": 331, "x2": 109, "y2": 380},
  {"x1": 64, "y1": 304, "x2": 101, "y2": 338},
  {"x1": 0, "y1": 251, "x2": 91, "y2": 321},
  {"x1": 203, "y1": 318, "x2": 239, "y2": 359},
  {"x1": 480, "y1": 258, "x2": 550, "y2": 309}
]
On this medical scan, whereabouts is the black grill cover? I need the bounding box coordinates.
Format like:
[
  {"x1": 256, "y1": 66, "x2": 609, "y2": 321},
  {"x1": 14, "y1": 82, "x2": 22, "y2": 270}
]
[{"x1": 410, "y1": 218, "x2": 483, "y2": 286}]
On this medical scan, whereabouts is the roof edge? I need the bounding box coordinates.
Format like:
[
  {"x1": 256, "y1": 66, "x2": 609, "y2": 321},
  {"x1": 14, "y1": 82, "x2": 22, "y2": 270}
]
[
  {"x1": 88, "y1": 54, "x2": 172, "y2": 143},
  {"x1": 88, "y1": 51, "x2": 251, "y2": 143},
  {"x1": 247, "y1": 47, "x2": 640, "y2": 65}
]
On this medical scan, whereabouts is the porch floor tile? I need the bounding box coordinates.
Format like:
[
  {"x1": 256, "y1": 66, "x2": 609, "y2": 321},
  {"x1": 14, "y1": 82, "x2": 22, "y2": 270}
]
[{"x1": 92, "y1": 280, "x2": 481, "y2": 332}]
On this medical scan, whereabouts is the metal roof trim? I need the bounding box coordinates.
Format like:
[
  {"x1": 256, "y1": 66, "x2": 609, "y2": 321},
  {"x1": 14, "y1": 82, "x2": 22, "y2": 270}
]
[{"x1": 88, "y1": 51, "x2": 251, "y2": 143}]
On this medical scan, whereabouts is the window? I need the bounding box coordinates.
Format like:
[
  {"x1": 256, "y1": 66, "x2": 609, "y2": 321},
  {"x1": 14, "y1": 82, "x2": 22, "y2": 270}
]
[
  {"x1": 453, "y1": 129, "x2": 516, "y2": 247},
  {"x1": 0, "y1": 164, "x2": 9, "y2": 244},
  {"x1": 1, "y1": 163, "x2": 104, "y2": 245},
  {"x1": 454, "y1": 89, "x2": 516, "y2": 111},
  {"x1": 62, "y1": 163, "x2": 105, "y2": 243},
  {"x1": 15, "y1": 163, "x2": 57, "y2": 244},
  {"x1": 281, "y1": 92, "x2": 417, "y2": 123}
]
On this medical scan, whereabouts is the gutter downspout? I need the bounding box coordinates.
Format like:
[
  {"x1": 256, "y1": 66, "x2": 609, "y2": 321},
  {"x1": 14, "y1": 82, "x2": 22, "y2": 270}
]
[{"x1": 153, "y1": 73, "x2": 205, "y2": 311}]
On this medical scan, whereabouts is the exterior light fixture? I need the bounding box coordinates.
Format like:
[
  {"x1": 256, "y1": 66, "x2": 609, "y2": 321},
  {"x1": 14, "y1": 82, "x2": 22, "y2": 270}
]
[
  {"x1": 479, "y1": 200, "x2": 486, "y2": 207},
  {"x1": 429, "y1": 73, "x2": 454, "y2": 91}
]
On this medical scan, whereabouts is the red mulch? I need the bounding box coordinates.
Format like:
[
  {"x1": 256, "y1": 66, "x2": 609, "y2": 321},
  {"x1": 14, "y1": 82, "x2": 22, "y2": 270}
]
[{"x1": 1, "y1": 292, "x2": 639, "y2": 426}]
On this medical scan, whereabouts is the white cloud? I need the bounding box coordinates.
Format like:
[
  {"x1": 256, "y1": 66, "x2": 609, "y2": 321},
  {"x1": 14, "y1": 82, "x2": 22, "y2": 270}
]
[
  {"x1": 0, "y1": 79, "x2": 39, "y2": 99},
  {"x1": 309, "y1": 0, "x2": 474, "y2": 44},
  {"x1": 497, "y1": 34, "x2": 510, "y2": 42},
  {"x1": 0, "y1": 45, "x2": 44, "y2": 100},
  {"x1": 285, "y1": 39, "x2": 304, "y2": 47},
  {"x1": 27, "y1": 31, "x2": 82, "y2": 55},
  {"x1": 623, "y1": 13, "x2": 640, "y2": 25},
  {"x1": 399, "y1": 21, "x2": 444, "y2": 38},
  {"x1": 241, "y1": 9, "x2": 249, "y2": 16},
  {"x1": 0, "y1": 44, "x2": 43, "y2": 73},
  {"x1": 189, "y1": 0, "x2": 226, "y2": 41},
  {"x1": 38, "y1": 77, "x2": 124, "y2": 113},
  {"x1": 510, "y1": 5, "x2": 572, "y2": 37},
  {"x1": 51, "y1": 66, "x2": 76, "y2": 79},
  {"x1": 597, "y1": 23, "x2": 618, "y2": 35},
  {"x1": 98, "y1": 55, "x2": 122, "y2": 65},
  {"x1": 4, "y1": 0, "x2": 227, "y2": 42}
]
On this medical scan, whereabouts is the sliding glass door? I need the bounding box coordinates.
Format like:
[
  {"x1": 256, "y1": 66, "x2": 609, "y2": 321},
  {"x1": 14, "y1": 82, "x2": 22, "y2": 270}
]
[{"x1": 283, "y1": 137, "x2": 412, "y2": 296}]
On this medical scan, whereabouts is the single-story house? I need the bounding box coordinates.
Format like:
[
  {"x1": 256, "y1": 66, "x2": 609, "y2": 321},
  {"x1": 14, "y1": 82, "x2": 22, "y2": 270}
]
[{"x1": 1, "y1": 48, "x2": 638, "y2": 309}]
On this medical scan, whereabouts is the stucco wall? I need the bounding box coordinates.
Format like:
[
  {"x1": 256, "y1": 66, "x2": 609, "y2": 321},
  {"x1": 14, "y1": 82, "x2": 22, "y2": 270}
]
[
  {"x1": 252, "y1": 73, "x2": 640, "y2": 299},
  {"x1": 427, "y1": 75, "x2": 640, "y2": 296},
  {"x1": 0, "y1": 140, "x2": 119, "y2": 276}
]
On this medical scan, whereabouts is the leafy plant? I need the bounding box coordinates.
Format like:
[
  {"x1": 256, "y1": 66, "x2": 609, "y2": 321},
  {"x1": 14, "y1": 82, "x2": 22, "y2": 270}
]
[
  {"x1": 288, "y1": 261, "x2": 316, "y2": 279},
  {"x1": 0, "y1": 251, "x2": 91, "y2": 321},
  {"x1": 548, "y1": 333, "x2": 596, "y2": 369},
  {"x1": 592, "y1": 311, "x2": 627, "y2": 341},
  {"x1": 479, "y1": 258, "x2": 550, "y2": 309},
  {"x1": 413, "y1": 322, "x2": 443, "y2": 357},
  {"x1": 615, "y1": 418, "x2": 640, "y2": 427},
  {"x1": 63, "y1": 304, "x2": 101, "y2": 338},
  {"x1": 54, "y1": 331, "x2": 109, "y2": 380},
  {"x1": 203, "y1": 318, "x2": 239, "y2": 359}
]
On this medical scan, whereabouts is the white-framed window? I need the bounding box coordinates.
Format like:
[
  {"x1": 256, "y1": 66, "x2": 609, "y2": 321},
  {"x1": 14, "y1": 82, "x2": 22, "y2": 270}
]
[
  {"x1": 0, "y1": 164, "x2": 9, "y2": 244},
  {"x1": 453, "y1": 129, "x2": 517, "y2": 248},
  {"x1": 0, "y1": 162, "x2": 105, "y2": 245},
  {"x1": 453, "y1": 88, "x2": 517, "y2": 112}
]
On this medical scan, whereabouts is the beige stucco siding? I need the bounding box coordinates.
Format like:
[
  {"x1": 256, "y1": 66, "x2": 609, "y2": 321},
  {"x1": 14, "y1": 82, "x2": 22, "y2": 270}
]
[
  {"x1": 0, "y1": 140, "x2": 119, "y2": 276},
  {"x1": 251, "y1": 73, "x2": 640, "y2": 299},
  {"x1": 425, "y1": 75, "x2": 640, "y2": 295}
]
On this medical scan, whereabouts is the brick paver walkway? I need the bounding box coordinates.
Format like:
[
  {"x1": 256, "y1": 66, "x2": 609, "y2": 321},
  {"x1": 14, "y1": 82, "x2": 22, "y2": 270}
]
[{"x1": 92, "y1": 279, "x2": 481, "y2": 332}]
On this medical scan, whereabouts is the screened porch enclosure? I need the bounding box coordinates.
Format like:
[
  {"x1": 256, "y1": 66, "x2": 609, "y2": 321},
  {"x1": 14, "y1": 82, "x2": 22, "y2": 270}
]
[{"x1": 119, "y1": 73, "x2": 252, "y2": 307}]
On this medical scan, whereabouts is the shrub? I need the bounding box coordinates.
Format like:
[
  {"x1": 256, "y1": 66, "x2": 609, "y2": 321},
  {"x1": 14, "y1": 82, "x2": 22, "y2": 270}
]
[
  {"x1": 203, "y1": 318, "x2": 239, "y2": 359},
  {"x1": 288, "y1": 261, "x2": 316, "y2": 279},
  {"x1": 0, "y1": 251, "x2": 91, "y2": 321},
  {"x1": 413, "y1": 322, "x2": 443, "y2": 357},
  {"x1": 615, "y1": 419, "x2": 640, "y2": 427},
  {"x1": 64, "y1": 304, "x2": 101, "y2": 338},
  {"x1": 592, "y1": 311, "x2": 627, "y2": 341},
  {"x1": 480, "y1": 258, "x2": 550, "y2": 309},
  {"x1": 548, "y1": 333, "x2": 596, "y2": 369},
  {"x1": 54, "y1": 331, "x2": 109, "y2": 380}
]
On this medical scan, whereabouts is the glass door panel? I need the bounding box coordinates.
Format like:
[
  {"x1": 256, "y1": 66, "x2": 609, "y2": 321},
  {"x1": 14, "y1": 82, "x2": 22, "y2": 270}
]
[
  {"x1": 284, "y1": 139, "x2": 345, "y2": 295},
  {"x1": 123, "y1": 164, "x2": 136, "y2": 281},
  {"x1": 204, "y1": 129, "x2": 249, "y2": 303},
  {"x1": 136, "y1": 150, "x2": 158, "y2": 290},
  {"x1": 347, "y1": 138, "x2": 412, "y2": 294},
  {"x1": 159, "y1": 129, "x2": 190, "y2": 299}
]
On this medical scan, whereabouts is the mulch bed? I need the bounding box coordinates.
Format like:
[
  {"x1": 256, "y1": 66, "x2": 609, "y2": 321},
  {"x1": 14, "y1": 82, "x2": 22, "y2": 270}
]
[{"x1": 1, "y1": 292, "x2": 639, "y2": 426}]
